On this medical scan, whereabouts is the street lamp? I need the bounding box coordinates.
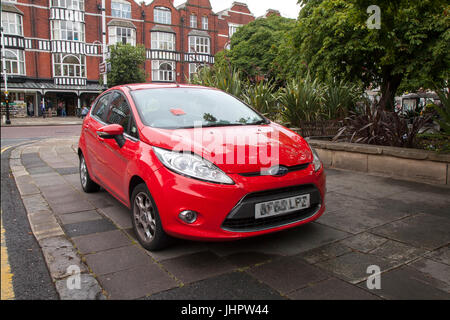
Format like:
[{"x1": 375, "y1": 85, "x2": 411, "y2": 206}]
[{"x1": 1, "y1": 24, "x2": 11, "y2": 125}]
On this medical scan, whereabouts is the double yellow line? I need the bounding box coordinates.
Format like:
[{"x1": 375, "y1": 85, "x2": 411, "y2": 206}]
[{"x1": 1, "y1": 145, "x2": 15, "y2": 300}]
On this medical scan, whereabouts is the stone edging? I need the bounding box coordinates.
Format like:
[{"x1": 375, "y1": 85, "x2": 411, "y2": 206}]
[
  {"x1": 308, "y1": 139, "x2": 450, "y2": 186},
  {"x1": 9, "y1": 140, "x2": 105, "y2": 300}
]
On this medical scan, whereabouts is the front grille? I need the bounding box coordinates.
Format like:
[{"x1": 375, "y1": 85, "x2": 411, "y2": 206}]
[
  {"x1": 221, "y1": 184, "x2": 322, "y2": 232},
  {"x1": 239, "y1": 163, "x2": 310, "y2": 177},
  {"x1": 222, "y1": 204, "x2": 320, "y2": 232}
]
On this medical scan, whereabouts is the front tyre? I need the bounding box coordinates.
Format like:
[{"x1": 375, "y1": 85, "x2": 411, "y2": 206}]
[
  {"x1": 79, "y1": 153, "x2": 100, "y2": 193},
  {"x1": 131, "y1": 183, "x2": 171, "y2": 251}
]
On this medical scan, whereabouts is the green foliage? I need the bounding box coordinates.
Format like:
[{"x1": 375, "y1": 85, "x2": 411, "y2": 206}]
[
  {"x1": 280, "y1": 0, "x2": 449, "y2": 109},
  {"x1": 434, "y1": 88, "x2": 450, "y2": 135},
  {"x1": 322, "y1": 79, "x2": 362, "y2": 120},
  {"x1": 279, "y1": 75, "x2": 324, "y2": 125},
  {"x1": 107, "y1": 43, "x2": 146, "y2": 88},
  {"x1": 215, "y1": 15, "x2": 297, "y2": 83},
  {"x1": 191, "y1": 64, "x2": 244, "y2": 99},
  {"x1": 242, "y1": 81, "x2": 280, "y2": 119}
]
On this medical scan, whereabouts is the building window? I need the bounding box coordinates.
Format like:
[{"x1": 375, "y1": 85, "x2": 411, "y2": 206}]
[
  {"x1": 53, "y1": 54, "x2": 86, "y2": 78},
  {"x1": 152, "y1": 60, "x2": 175, "y2": 82},
  {"x1": 109, "y1": 27, "x2": 136, "y2": 45},
  {"x1": 51, "y1": 20, "x2": 85, "y2": 41},
  {"x1": 51, "y1": 0, "x2": 84, "y2": 10},
  {"x1": 229, "y1": 23, "x2": 242, "y2": 37},
  {"x1": 112, "y1": 1, "x2": 131, "y2": 19},
  {"x1": 151, "y1": 32, "x2": 175, "y2": 51},
  {"x1": 1, "y1": 12, "x2": 23, "y2": 36},
  {"x1": 202, "y1": 16, "x2": 208, "y2": 30},
  {"x1": 188, "y1": 36, "x2": 210, "y2": 54},
  {"x1": 190, "y1": 14, "x2": 197, "y2": 28},
  {"x1": 4, "y1": 49, "x2": 25, "y2": 75},
  {"x1": 154, "y1": 7, "x2": 171, "y2": 25}
]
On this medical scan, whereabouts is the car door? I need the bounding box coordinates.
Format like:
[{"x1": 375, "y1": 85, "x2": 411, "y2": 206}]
[
  {"x1": 95, "y1": 91, "x2": 140, "y2": 204},
  {"x1": 83, "y1": 92, "x2": 112, "y2": 183}
]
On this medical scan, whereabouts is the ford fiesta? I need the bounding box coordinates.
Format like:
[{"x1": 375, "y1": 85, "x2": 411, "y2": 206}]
[{"x1": 78, "y1": 84, "x2": 326, "y2": 251}]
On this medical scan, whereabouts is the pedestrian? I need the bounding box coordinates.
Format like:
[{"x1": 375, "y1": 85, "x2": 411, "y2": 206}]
[
  {"x1": 61, "y1": 103, "x2": 67, "y2": 117},
  {"x1": 47, "y1": 100, "x2": 53, "y2": 118},
  {"x1": 41, "y1": 100, "x2": 46, "y2": 118},
  {"x1": 28, "y1": 101, "x2": 34, "y2": 117},
  {"x1": 81, "y1": 105, "x2": 89, "y2": 119}
]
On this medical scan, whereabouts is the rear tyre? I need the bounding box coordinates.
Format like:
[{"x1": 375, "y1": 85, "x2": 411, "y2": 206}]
[
  {"x1": 79, "y1": 153, "x2": 100, "y2": 193},
  {"x1": 131, "y1": 183, "x2": 171, "y2": 251}
]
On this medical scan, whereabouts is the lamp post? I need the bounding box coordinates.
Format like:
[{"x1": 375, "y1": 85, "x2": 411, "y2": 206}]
[
  {"x1": 1, "y1": 23, "x2": 11, "y2": 125},
  {"x1": 101, "y1": 0, "x2": 107, "y2": 88}
]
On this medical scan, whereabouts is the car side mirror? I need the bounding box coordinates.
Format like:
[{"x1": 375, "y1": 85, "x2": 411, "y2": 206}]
[{"x1": 97, "y1": 124, "x2": 126, "y2": 148}]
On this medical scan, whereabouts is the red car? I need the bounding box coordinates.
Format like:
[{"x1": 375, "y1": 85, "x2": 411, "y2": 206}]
[{"x1": 78, "y1": 84, "x2": 326, "y2": 251}]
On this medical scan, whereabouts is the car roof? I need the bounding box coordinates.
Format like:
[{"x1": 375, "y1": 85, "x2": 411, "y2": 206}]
[{"x1": 110, "y1": 83, "x2": 214, "y2": 92}]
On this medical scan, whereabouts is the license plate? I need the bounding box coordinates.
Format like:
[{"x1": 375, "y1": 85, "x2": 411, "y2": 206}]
[{"x1": 255, "y1": 194, "x2": 310, "y2": 219}]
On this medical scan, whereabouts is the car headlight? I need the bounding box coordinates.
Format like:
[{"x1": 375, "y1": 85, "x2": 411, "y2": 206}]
[
  {"x1": 153, "y1": 147, "x2": 234, "y2": 185},
  {"x1": 311, "y1": 147, "x2": 322, "y2": 172}
]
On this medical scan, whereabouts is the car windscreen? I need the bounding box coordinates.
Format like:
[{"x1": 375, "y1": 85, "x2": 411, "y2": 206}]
[{"x1": 130, "y1": 88, "x2": 267, "y2": 129}]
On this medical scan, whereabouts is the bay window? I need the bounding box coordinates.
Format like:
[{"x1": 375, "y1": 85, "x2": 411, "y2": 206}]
[
  {"x1": 1, "y1": 12, "x2": 23, "y2": 36},
  {"x1": 51, "y1": 0, "x2": 84, "y2": 10},
  {"x1": 52, "y1": 20, "x2": 85, "y2": 41},
  {"x1": 151, "y1": 32, "x2": 175, "y2": 51},
  {"x1": 188, "y1": 36, "x2": 210, "y2": 54},
  {"x1": 109, "y1": 27, "x2": 136, "y2": 45}
]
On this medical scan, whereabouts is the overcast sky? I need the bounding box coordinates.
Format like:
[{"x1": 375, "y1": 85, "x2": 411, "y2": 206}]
[{"x1": 142, "y1": 1, "x2": 301, "y2": 19}]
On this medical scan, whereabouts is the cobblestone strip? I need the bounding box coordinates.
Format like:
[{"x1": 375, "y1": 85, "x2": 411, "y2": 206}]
[{"x1": 9, "y1": 140, "x2": 105, "y2": 300}]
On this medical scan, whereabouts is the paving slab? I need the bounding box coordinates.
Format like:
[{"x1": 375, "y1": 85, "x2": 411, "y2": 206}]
[
  {"x1": 98, "y1": 264, "x2": 178, "y2": 300},
  {"x1": 299, "y1": 242, "x2": 353, "y2": 264},
  {"x1": 147, "y1": 272, "x2": 285, "y2": 300},
  {"x1": 288, "y1": 277, "x2": 380, "y2": 300},
  {"x1": 160, "y1": 251, "x2": 236, "y2": 284},
  {"x1": 425, "y1": 246, "x2": 450, "y2": 266},
  {"x1": 247, "y1": 256, "x2": 330, "y2": 294},
  {"x1": 145, "y1": 240, "x2": 209, "y2": 262},
  {"x1": 59, "y1": 210, "x2": 103, "y2": 225},
  {"x1": 97, "y1": 205, "x2": 133, "y2": 229},
  {"x1": 62, "y1": 218, "x2": 117, "y2": 238},
  {"x1": 357, "y1": 266, "x2": 450, "y2": 300},
  {"x1": 340, "y1": 232, "x2": 389, "y2": 253},
  {"x1": 370, "y1": 240, "x2": 428, "y2": 263},
  {"x1": 84, "y1": 245, "x2": 151, "y2": 276},
  {"x1": 371, "y1": 213, "x2": 450, "y2": 250},
  {"x1": 72, "y1": 230, "x2": 132, "y2": 255},
  {"x1": 408, "y1": 258, "x2": 450, "y2": 293}
]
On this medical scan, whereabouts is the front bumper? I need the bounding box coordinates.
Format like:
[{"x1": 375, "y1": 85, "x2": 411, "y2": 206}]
[{"x1": 147, "y1": 164, "x2": 326, "y2": 241}]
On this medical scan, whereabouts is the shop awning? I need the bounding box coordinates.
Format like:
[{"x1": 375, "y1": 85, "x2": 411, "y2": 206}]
[{"x1": 5, "y1": 80, "x2": 104, "y2": 94}]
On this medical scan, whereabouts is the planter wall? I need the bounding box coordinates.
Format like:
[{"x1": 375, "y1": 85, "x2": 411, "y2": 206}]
[{"x1": 308, "y1": 139, "x2": 450, "y2": 186}]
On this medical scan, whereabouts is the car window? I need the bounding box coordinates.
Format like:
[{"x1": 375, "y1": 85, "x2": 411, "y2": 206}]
[
  {"x1": 130, "y1": 88, "x2": 266, "y2": 129},
  {"x1": 92, "y1": 93, "x2": 111, "y2": 122},
  {"x1": 106, "y1": 92, "x2": 131, "y2": 133}
]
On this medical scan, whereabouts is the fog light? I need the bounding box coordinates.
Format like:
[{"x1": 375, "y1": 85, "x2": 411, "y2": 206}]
[{"x1": 179, "y1": 211, "x2": 198, "y2": 224}]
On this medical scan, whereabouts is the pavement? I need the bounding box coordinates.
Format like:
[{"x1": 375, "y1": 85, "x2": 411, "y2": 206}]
[
  {"x1": 1, "y1": 117, "x2": 83, "y2": 127},
  {"x1": 6, "y1": 136, "x2": 450, "y2": 300}
]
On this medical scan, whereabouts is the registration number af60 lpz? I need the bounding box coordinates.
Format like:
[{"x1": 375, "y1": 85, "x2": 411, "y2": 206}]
[{"x1": 255, "y1": 194, "x2": 310, "y2": 219}]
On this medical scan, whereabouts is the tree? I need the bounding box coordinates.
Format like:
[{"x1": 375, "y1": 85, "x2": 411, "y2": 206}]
[
  {"x1": 107, "y1": 43, "x2": 146, "y2": 88},
  {"x1": 215, "y1": 15, "x2": 296, "y2": 83},
  {"x1": 281, "y1": 0, "x2": 449, "y2": 109}
]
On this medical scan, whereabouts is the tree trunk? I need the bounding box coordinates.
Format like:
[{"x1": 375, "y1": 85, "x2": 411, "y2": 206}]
[{"x1": 379, "y1": 73, "x2": 403, "y2": 111}]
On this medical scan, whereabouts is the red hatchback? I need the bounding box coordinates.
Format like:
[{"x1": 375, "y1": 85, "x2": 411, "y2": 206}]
[{"x1": 78, "y1": 84, "x2": 326, "y2": 250}]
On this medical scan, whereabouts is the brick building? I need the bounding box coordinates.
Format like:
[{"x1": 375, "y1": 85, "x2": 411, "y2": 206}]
[{"x1": 1, "y1": 0, "x2": 279, "y2": 117}]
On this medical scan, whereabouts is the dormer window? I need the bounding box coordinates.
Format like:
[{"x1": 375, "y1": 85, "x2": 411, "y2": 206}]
[
  {"x1": 154, "y1": 7, "x2": 171, "y2": 25},
  {"x1": 112, "y1": 1, "x2": 131, "y2": 19}
]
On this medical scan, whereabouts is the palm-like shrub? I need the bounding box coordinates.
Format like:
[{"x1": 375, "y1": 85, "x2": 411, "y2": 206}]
[
  {"x1": 191, "y1": 64, "x2": 244, "y2": 99},
  {"x1": 242, "y1": 81, "x2": 279, "y2": 119},
  {"x1": 322, "y1": 79, "x2": 361, "y2": 120},
  {"x1": 279, "y1": 76, "x2": 323, "y2": 126}
]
